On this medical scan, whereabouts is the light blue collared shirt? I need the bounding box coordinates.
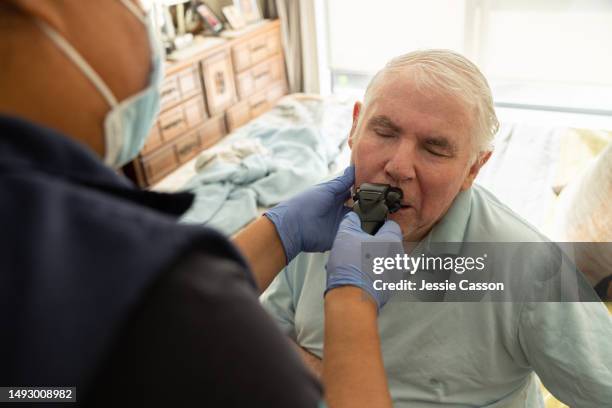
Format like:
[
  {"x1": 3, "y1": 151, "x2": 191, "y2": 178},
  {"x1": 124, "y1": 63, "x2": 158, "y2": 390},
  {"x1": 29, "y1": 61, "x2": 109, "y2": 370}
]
[{"x1": 261, "y1": 184, "x2": 612, "y2": 407}]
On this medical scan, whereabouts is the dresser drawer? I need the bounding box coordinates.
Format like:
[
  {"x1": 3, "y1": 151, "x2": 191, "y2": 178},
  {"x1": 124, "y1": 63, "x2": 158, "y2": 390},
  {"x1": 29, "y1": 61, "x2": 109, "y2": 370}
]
[
  {"x1": 266, "y1": 29, "x2": 281, "y2": 55},
  {"x1": 249, "y1": 90, "x2": 270, "y2": 118},
  {"x1": 177, "y1": 64, "x2": 202, "y2": 99},
  {"x1": 201, "y1": 115, "x2": 227, "y2": 149},
  {"x1": 142, "y1": 143, "x2": 179, "y2": 183},
  {"x1": 236, "y1": 58, "x2": 277, "y2": 99},
  {"x1": 269, "y1": 55, "x2": 284, "y2": 82},
  {"x1": 249, "y1": 81, "x2": 287, "y2": 117},
  {"x1": 175, "y1": 128, "x2": 202, "y2": 164},
  {"x1": 249, "y1": 80, "x2": 287, "y2": 117},
  {"x1": 183, "y1": 96, "x2": 208, "y2": 128},
  {"x1": 202, "y1": 51, "x2": 237, "y2": 115},
  {"x1": 159, "y1": 63, "x2": 202, "y2": 112},
  {"x1": 141, "y1": 96, "x2": 208, "y2": 159},
  {"x1": 252, "y1": 61, "x2": 273, "y2": 91},
  {"x1": 226, "y1": 100, "x2": 251, "y2": 132},
  {"x1": 232, "y1": 43, "x2": 251, "y2": 73},
  {"x1": 267, "y1": 81, "x2": 287, "y2": 103},
  {"x1": 232, "y1": 27, "x2": 281, "y2": 73},
  {"x1": 141, "y1": 122, "x2": 162, "y2": 154},
  {"x1": 174, "y1": 116, "x2": 226, "y2": 164},
  {"x1": 158, "y1": 105, "x2": 187, "y2": 142},
  {"x1": 236, "y1": 71, "x2": 254, "y2": 100},
  {"x1": 159, "y1": 75, "x2": 181, "y2": 110},
  {"x1": 249, "y1": 33, "x2": 269, "y2": 66},
  {"x1": 227, "y1": 81, "x2": 287, "y2": 132}
]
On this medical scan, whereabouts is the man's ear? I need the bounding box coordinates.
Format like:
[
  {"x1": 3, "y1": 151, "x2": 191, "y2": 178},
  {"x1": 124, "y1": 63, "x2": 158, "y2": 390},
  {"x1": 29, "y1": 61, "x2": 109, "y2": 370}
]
[
  {"x1": 461, "y1": 150, "x2": 492, "y2": 191},
  {"x1": 348, "y1": 101, "x2": 362, "y2": 149}
]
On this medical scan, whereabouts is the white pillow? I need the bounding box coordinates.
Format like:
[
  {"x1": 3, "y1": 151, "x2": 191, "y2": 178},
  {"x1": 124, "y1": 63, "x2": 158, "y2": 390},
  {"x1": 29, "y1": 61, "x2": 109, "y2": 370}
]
[{"x1": 553, "y1": 142, "x2": 612, "y2": 291}]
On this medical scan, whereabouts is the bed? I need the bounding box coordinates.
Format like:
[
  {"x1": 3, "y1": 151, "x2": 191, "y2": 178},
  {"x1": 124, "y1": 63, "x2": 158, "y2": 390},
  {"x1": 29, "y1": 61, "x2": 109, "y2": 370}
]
[
  {"x1": 153, "y1": 93, "x2": 611, "y2": 240},
  {"x1": 151, "y1": 93, "x2": 611, "y2": 408},
  {"x1": 152, "y1": 93, "x2": 353, "y2": 235}
]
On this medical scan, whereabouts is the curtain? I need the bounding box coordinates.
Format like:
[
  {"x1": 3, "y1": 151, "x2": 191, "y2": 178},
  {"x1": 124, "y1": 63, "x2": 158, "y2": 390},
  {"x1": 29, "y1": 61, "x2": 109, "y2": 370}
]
[{"x1": 263, "y1": 0, "x2": 319, "y2": 93}]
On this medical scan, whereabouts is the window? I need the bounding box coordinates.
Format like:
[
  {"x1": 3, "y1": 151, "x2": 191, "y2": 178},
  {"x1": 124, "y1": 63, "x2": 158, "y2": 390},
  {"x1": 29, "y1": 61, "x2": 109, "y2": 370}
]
[{"x1": 320, "y1": 0, "x2": 612, "y2": 116}]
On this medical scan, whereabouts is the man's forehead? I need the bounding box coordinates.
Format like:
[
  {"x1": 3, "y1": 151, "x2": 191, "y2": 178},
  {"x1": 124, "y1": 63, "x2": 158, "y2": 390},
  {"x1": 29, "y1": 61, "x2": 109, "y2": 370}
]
[
  {"x1": 364, "y1": 73, "x2": 473, "y2": 142},
  {"x1": 364, "y1": 95, "x2": 470, "y2": 136},
  {"x1": 368, "y1": 70, "x2": 463, "y2": 109}
]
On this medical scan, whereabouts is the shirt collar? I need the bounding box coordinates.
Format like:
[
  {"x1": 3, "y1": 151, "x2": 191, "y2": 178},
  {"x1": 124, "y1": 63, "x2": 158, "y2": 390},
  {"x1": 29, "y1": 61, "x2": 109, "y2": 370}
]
[
  {"x1": 416, "y1": 187, "x2": 472, "y2": 255},
  {"x1": 0, "y1": 114, "x2": 194, "y2": 217}
]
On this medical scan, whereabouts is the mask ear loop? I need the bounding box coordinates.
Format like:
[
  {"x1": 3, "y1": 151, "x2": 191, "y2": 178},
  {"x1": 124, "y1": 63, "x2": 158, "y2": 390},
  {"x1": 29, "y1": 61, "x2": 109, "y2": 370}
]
[
  {"x1": 34, "y1": 19, "x2": 118, "y2": 109},
  {"x1": 118, "y1": 0, "x2": 149, "y2": 25}
]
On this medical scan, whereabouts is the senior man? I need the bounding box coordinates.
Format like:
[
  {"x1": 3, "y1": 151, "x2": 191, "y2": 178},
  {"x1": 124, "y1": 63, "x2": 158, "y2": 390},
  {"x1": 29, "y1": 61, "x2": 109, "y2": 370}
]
[{"x1": 261, "y1": 50, "x2": 612, "y2": 407}]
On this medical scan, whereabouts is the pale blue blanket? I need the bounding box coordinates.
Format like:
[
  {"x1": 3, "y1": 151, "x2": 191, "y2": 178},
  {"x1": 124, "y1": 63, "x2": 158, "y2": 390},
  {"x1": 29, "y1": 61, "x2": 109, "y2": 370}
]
[
  {"x1": 179, "y1": 96, "x2": 353, "y2": 235},
  {"x1": 180, "y1": 123, "x2": 338, "y2": 235}
]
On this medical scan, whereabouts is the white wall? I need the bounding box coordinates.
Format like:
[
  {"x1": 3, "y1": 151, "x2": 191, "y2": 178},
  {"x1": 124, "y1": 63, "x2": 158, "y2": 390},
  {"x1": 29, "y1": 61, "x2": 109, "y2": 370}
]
[{"x1": 326, "y1": 0, "x2": 467, "y2": 73}]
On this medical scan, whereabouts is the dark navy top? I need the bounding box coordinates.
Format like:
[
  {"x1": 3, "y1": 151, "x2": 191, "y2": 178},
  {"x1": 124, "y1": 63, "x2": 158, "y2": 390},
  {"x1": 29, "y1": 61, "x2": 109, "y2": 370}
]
[{"x1": 0, "y1": 115, "x2": 321, "y2": 406}]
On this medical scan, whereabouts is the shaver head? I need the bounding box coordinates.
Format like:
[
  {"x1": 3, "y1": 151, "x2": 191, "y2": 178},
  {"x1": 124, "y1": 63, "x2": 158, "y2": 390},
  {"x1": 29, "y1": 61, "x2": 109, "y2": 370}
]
[{"x1": 352, "y1": 183, "x2": 404, "y2": 234}]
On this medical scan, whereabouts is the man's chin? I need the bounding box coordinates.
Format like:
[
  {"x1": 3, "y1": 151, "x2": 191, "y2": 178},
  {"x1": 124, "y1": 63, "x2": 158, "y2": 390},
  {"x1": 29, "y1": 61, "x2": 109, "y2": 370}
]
[{"x1": 389, "y1": 209, "x2": 417, "y2": 235}]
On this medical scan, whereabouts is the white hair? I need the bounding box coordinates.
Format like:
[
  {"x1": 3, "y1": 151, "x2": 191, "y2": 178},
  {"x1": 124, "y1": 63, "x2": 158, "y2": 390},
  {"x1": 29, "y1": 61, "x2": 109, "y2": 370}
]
[{"x1": 364, "y1": 49, "x2": 499, "y2": 156}]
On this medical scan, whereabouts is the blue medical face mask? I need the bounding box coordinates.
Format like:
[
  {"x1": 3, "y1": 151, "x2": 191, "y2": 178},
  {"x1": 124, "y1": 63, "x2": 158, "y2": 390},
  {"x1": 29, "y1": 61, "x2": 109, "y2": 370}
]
[{"x1": 36, "y1": 0, "x2": 163, "y2": 168}]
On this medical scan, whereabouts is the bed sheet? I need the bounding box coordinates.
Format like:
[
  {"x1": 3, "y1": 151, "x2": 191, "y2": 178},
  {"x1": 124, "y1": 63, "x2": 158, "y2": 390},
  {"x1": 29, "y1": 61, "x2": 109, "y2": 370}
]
[
  {"x1": 154, "y1": 94, "x2": 609, "y2": 240},
  {"x1": 152, "y1": 93, "x2": 353, "y2": 235},
  {"x1": 475, "y1": 123, "x2": 563, "y2": 233}
]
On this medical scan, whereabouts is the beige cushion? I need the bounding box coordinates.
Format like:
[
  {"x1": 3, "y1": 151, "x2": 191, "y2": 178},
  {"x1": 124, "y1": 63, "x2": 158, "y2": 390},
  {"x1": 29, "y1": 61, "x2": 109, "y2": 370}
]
[{"x1": 553, "y1": 140, "x2": 612, "y2": 286}]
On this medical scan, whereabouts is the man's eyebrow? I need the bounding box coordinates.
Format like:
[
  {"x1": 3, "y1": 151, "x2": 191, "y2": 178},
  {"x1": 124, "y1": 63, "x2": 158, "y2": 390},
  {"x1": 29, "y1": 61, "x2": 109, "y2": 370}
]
[
  {"x1": 421, "y1": 134, "x2": 458, "y2": 154},
  {"x1": 367, "y1": 115, "x2": 403, "y2": 133}
]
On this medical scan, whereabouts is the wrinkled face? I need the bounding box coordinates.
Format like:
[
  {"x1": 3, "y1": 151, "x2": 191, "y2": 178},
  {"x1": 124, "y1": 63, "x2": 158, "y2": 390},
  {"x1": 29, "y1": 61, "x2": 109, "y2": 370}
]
[{"x1": 349, "y1": 71, "x2": 487, "y2": 242}]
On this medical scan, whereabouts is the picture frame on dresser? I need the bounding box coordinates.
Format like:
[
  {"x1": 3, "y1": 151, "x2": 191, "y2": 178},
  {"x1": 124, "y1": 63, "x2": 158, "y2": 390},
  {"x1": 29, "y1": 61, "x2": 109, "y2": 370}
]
[
  {"x1": 196, "y1": 3, "x2": 224, "y2": 35},
  {"x1": 222, "y1": 5, "x2": 247, "y2": 30},
  {"x1": 233, "y1": 0, "x2": 261, "y2": 24}
]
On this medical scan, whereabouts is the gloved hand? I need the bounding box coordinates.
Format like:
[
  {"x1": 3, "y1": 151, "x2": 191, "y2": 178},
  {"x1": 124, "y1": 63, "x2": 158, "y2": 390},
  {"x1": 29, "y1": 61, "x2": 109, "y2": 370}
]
[
  {"x1": 325, "y1": 211, "x2": 403, "y2": 311},
  {"x1": 264, "y1": 166, "x2": 355, "y2": 264}
]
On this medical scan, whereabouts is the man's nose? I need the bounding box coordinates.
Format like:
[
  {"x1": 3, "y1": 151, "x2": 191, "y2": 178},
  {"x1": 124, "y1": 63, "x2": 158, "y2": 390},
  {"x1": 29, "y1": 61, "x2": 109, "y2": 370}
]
[{"x1": 384, "y1": 139, "x2": 416, "y2": 183}]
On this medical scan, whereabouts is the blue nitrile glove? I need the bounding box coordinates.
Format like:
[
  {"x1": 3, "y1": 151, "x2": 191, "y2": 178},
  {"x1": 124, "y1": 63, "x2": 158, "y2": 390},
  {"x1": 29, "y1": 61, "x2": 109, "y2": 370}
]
[
  {"x1": 325, "y1": 211, "x2": 403, "y2": 311},
  {"x1": 264, "y1": 166, "x2": 355, "y2": 264}
]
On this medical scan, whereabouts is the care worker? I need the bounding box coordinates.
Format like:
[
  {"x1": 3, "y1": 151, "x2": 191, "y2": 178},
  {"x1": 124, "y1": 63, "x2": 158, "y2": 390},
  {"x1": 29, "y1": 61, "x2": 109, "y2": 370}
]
[{"x1": 0, "y1": 1, "x2": 394, "y2": 406}]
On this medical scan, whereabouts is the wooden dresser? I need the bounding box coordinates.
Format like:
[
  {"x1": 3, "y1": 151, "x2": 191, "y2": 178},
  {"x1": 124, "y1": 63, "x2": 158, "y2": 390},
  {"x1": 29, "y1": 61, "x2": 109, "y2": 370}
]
[{"x1": 125, "y1": 20, "x2": 288, "y2": 188}]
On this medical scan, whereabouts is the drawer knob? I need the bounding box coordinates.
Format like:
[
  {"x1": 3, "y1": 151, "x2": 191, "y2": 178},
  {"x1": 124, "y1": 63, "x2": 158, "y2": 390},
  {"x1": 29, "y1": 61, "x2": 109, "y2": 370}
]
[
  {"x1": 252, "y1": 99, "x2": 266, "y2": 109},
  {"x1": 253, "y1": 71, "x2": 270, "y2": 80},
  {"x1": 214, "y1": 72, "x2": 226, "y2": 94},
  {"x1": 161, "y1": 88, "x2": 177, "y2": 97},
  {"x1": 162, "y1": 118, "x2": 184, "y2": 131},
  {"x1": 251, "y1": 44, "x2": 267, "y2": 52},
  {"x1": 178, "y1": 142, "x2": 198, "y2": 156}
]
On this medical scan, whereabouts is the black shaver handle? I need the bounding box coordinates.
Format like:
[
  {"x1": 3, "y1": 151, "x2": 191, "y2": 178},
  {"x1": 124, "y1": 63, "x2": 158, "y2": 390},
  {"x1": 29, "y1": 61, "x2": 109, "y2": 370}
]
[{"x1": 352, "y1": 183, "x2": 403, "y2": 235}]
